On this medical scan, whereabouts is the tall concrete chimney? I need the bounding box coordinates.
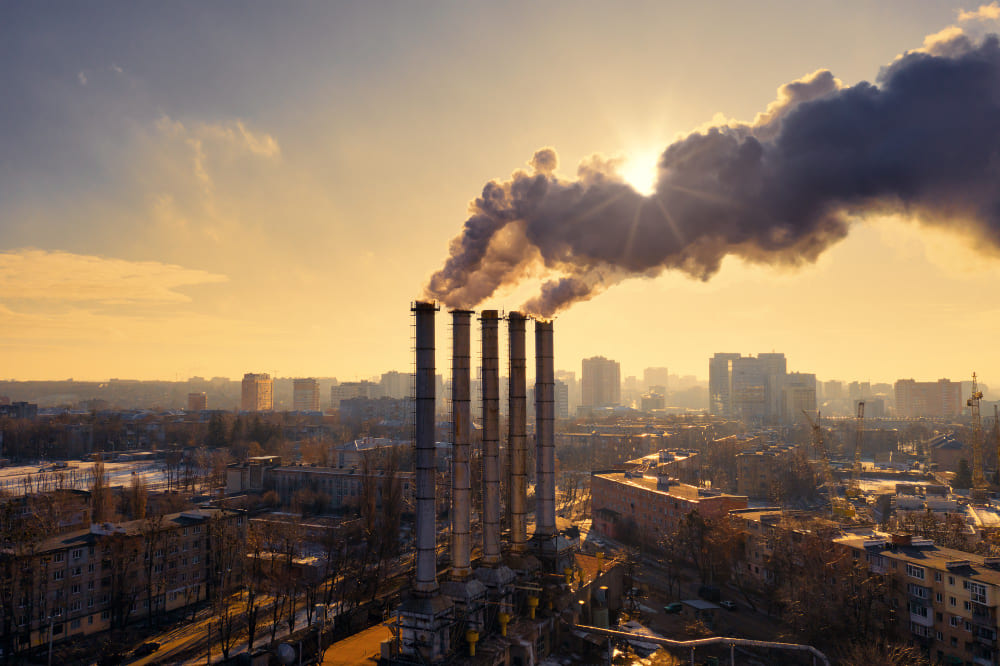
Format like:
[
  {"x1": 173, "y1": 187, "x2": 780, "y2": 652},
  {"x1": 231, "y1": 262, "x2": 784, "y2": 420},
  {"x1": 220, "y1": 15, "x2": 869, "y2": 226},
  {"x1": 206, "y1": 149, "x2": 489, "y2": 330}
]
[
  {"x1": 480, "y1": 310, "x2": 502, "y2": 567},
  {"x1": 507, "y1": 312, "x2": 528, "y2": 553},
  {"x1": 450, "y1": 310, "x2": 473, "y2": 580},
  {"x1": 534, "y1": 319, "x2": 556, "y2": 540},
  {"x1": 412, "y1": 301, "x2": 439, "y2": 595}
]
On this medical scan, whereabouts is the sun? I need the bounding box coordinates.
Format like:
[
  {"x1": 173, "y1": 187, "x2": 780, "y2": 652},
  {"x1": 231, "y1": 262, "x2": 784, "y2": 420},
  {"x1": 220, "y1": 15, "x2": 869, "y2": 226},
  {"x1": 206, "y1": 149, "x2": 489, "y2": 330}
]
[{"x1": 620, "y1": 147, "x2": 661, "y2": 196}]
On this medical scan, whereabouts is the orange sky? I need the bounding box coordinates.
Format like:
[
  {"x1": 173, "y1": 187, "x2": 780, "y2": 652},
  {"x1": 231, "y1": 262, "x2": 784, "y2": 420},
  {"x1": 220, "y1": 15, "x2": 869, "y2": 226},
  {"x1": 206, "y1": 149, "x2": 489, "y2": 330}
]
[{"x1": 1, "y1": 2, "x2": 998, "y2": 387}]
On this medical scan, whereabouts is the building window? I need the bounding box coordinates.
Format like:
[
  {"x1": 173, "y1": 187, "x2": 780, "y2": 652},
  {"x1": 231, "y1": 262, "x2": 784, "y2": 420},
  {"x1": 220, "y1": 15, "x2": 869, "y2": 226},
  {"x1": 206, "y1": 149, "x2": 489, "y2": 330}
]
[
  {"x1": 968, "y1": 581, "x2": 987, "y2": 604},
  {"x1": 71, "y1": 549, "x2": 83, "y2": 560},
  {"x1": 951, "y1": 616, "x2": 961, "y2": 627},
  {"x1": 906, "y1": 563, "x2": 926, "y2": 580},
  {"x1": 935, "y1": 572, "x2": 943, "y2": 582},
  {"x1": 936, "y1": 593, "x2": 943, "y2": 602},
  {"x1": 950, "y1": 597, "x2": 957, "y2": 606},
  {"x1": 949, "y1": 576, "x2": 955, "y2": 585},
  {"x1": 53, "y1": 571, "x2": 64, "y2": 581},
  {"x1": 936, "y1": 630, "x2": 943, "y2": 640}
]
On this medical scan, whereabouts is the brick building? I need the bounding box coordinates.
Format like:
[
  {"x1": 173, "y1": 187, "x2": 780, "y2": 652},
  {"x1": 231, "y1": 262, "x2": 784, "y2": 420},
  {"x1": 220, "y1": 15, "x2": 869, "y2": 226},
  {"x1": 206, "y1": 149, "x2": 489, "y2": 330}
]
[{"x1": 590, "y1": 471, "x2": 747, "y2": 546}]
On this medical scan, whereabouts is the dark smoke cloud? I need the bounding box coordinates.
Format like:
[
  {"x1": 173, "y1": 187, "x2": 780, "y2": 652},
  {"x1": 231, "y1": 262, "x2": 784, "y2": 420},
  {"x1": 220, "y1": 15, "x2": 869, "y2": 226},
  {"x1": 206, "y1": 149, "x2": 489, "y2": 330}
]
[{"x1": 425, "y1": 33, "x2": 1000, "y2": 318}]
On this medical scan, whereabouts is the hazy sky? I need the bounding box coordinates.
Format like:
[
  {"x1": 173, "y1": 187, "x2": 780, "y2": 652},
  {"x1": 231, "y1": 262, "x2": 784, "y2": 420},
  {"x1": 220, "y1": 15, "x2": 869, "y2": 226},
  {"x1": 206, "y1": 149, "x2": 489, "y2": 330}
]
[{"x1": 2, "y1": 1, "x2": 997, "y2": 385}]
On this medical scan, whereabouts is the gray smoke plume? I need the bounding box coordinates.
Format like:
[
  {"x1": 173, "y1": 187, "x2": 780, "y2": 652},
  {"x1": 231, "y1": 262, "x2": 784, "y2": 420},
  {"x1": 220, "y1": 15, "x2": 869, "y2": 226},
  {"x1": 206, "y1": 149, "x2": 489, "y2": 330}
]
[{"x1": 425, "y1": 33, "x2": 1000, "y2": 318}]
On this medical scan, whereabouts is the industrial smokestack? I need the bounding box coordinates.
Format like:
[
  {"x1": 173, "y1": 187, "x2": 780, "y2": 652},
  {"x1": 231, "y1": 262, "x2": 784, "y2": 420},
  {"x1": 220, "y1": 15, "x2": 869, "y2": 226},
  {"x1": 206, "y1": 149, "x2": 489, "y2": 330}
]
[
  {"x1": 424, "y1": 32, "x2": 1000, "y2": 317},
  {"x1": 451, "y1": 309, "x2": 473, "y2": 580},
  {"x1": 480, "y1": 310, "x2": 501, "y2": 567},
  {"x1": 534, "y1": 318, "x2": 556, "y2": 539},
  {"x1": 507, "y1": 312, "x2": 528, "y2": 553},
  {"x1": 412, "y1": 301, "x2": 439, "y2": 596}
]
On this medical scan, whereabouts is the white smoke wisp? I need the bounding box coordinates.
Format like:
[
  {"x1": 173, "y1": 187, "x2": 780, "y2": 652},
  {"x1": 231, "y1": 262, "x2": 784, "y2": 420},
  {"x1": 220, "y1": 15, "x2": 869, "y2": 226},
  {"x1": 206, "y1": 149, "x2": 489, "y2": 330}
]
[{"x1": 425, "y1": 34, "x2": 1000, "y2": 318}]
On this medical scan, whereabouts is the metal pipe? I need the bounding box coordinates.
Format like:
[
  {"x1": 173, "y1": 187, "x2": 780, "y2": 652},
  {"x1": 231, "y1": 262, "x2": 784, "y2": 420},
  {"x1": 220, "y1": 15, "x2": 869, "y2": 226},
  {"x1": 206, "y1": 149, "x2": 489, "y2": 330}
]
[
  {"x1": 413, "y1": 301, "x2": 439, "y2": 595},
  {"x1": 508, "y1": 312, "x2": 528, "y2": 553},
  {"x1": 481, "y1": 310, "x2": 501, "y2": 566},
  {"x1": 534, "y1": 319, "x2": 556, "y2": 538},
  {"x1": 572, "y1": 624, "x2": 831, "y2": 666},
  {"x1": 451, "y1": 310, "x2": 473, "y2": 580}
]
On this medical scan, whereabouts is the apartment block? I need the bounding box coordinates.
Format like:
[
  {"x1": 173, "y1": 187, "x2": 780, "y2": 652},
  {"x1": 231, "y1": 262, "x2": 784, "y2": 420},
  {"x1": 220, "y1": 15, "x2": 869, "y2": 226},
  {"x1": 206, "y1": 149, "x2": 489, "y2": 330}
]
[
  {"x1": 0, "y1": 508, "x2": 244, "y2": 654},
  {"x1": 240, "y1": 373, "x2": 273, "y2": 412},
  {"x1": 292, "y1": 378, "x2": 321, "y2": 411},
  {"x1": 836, "y1": 532, "x2": 1000, "y2": 666},
  {"x1": 895, "y1": 379, "x2": 963, "y2": 418}
]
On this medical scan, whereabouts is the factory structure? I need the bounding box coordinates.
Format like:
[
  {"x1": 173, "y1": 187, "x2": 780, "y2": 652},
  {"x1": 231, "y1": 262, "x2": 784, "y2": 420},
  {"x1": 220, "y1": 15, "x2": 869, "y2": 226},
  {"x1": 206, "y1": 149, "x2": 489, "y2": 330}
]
[{"x1": 387, "y1": 303, "x2": 622, "y2": 665}]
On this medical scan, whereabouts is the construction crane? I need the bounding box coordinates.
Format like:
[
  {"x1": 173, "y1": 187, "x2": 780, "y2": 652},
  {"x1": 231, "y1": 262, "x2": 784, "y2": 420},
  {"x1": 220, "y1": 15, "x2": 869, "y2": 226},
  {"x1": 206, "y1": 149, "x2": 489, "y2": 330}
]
[
  {"x1": 848, "y1": 401, "x2": 865, "y2": 498},
  {"x1": 969, "y1": 373, "x2": 987, "y2": 502},
  {"x1": 803, "y1": 410, "x2": 853, "y2": 518},
  {"x1": 994, "y1": 404, "x2": 1000, "y2": 486}
]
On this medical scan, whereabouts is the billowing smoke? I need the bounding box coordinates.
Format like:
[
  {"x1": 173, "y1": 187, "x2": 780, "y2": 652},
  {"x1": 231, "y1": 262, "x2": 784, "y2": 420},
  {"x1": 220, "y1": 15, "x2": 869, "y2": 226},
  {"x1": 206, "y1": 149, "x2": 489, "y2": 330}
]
[{"x1": 425, "y1": 32, "x2": 1000, "y2": 318}]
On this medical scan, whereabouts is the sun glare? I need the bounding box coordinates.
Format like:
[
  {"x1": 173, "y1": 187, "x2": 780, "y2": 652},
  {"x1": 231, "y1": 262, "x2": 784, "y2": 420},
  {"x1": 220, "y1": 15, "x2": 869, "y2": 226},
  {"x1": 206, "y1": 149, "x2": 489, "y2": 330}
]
[{"x1": 621, "y1": 148, "x2": 660, "y2": 196}]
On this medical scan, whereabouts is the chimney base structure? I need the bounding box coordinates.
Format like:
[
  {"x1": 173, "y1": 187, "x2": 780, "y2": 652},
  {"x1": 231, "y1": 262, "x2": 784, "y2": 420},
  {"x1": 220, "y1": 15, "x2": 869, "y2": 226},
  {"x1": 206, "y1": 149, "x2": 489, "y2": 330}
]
[{"x1": 395, "y1": 302, "x2": 454, "y2": 663}]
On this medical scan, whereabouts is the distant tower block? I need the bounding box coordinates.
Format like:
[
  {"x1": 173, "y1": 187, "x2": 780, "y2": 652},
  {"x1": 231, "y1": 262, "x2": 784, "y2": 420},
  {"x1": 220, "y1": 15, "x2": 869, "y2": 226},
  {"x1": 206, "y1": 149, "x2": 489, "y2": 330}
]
[
  {"x1": 187, "y1": 392, "x2": 207, "y2": 411},
  {"x1": 240, "y1": 373, "x2": 273, "y2": 411},
  {"x1": 292, "y1": 378, "x2": 320, "y2": 411},
  {"x1": 507, "y1": 312, "x2": 528, "y2": 553}
]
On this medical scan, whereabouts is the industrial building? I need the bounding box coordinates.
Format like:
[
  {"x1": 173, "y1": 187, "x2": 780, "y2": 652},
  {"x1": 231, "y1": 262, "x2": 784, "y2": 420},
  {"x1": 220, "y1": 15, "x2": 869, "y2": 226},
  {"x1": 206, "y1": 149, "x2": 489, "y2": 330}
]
[{"x1": 590, "y1": 470, "x2": 748, "y2": 547}]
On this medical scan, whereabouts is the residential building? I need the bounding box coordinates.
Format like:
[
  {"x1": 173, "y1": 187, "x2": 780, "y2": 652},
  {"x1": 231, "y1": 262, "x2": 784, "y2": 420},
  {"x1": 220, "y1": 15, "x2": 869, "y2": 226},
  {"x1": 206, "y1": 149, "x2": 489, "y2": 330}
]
[
  {"x1": 555, "y1": 380, "x2": 570, "y2": 419},
  {"x1": 895, "y1": 379, "x2": 964, "y2": 418},
  {"x1": 379, "y1": 371, "x2": 411, "y2": 400},
  {"x1": 240, "y1": 373, "x2": 273, "y2": 412},
  {"x1": 709, "y1": 353, "x2": 742, "y2": 417},
  {"x1": 186, "y1": 392, "x2": 207, "y2": 412},
  {"x1": 330, "y1": 380, "x2": 378, "y2": 409},
  {"x1": 643, "y1": 367, "x2": 669, "y2": 392},
  {"x1": 783, "y1": 372, "x2": 817, "y2": 422},
  {"x1": 835, "y1": 532, "x2": 1000, "y2": 666},
  {"x1": 591, "y1": 470, "x2": 747, "y2": 547},
  {"x1": 292, "y1": 378, "x2": 320, "y2": 411},
  {"x1": 735, "y1": 444, "x2": 797, "y2": 499},
  {"x1": 582, "y1": 356, "x2": 621, "y2": 408},
  {"x1": 0, "y1": 508, "x2": 244, "y2": 654}
]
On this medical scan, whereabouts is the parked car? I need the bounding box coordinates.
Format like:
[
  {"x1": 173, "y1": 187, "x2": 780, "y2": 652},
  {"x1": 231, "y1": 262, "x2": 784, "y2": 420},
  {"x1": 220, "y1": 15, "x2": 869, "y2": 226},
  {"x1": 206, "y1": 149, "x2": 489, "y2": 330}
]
[
  {"x1": 132, "y1": 642, "x2": 160, "y2": 658},
  {"x1": 719, "y1": 600, "x2": 738, "y2": 611},
  {"x1": 663, "y1": 602, "x2": 682, "y2": 614}
]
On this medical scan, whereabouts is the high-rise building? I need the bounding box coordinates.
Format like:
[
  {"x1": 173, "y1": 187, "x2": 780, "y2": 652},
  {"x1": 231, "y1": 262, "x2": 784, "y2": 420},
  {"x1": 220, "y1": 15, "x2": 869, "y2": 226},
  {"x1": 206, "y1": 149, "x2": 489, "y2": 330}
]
[
  {"x1": 710, "y1": 353, "x2": 793, "y2": 424},
  {"x1": 643, "y1": 367, "x2": 669, "y2": 391},
  {"x1": 379, "y1": 371, "x2": 411, "y2": 399},
  {"x1": 241, "y1": 373, "x2": 273, "y2": 412},
  {"x1": 894, "y1": 379, "x2": 963, "y2": 418},
  {"x1": 292, "y1": 378, "x2": 320, "y2": 411},
  {"x1": 555, "y1": 380, "x2": 569, "y2": 419},
  {"x1": 581, "y1": 356, "x2": 621, "y2": 408},
  {"x1": 330, "y1": 380, "x2": 377, "y2": 409},
  {"x1": 783, "y1": 372, "x2": 816, "y2": 421},
  {"x1": 187, "y1": 392, "x2": 207, "y2": 411},
  {"x1": 709, "y1": 353, "x2": 742, "y2": 416}
]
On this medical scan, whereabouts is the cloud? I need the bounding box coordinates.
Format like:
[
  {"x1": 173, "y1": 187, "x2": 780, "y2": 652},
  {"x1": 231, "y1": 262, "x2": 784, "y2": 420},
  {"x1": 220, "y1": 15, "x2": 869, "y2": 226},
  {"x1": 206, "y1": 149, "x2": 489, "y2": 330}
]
[
  {"x1": 960, "y1": 3, "x2": 1000, "y2": 21},
  {"x1": 110, "y1": 63, "x2": 123, "y2": 74},
  {"x1": 77, "y1": 71, "x2": 87, "y2": 86},
  {"x1": 0, "y1": 249, "x2": 227, "y2": 304}
]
